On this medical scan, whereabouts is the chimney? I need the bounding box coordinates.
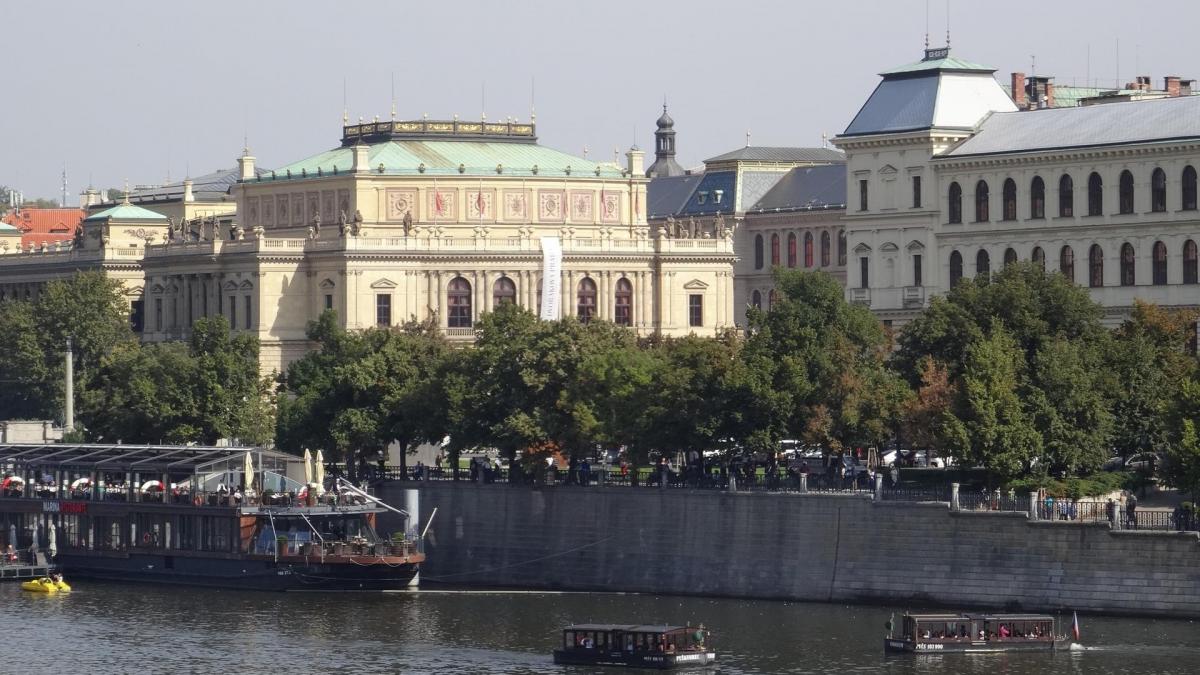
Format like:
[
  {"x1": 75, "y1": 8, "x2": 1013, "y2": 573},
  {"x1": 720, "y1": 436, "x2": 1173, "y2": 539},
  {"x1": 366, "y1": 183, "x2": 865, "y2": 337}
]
[
  {"x1": 237, "y1": 150, "x2": 256, "y2": 180},
  {"x1": 352, "y1": 142, "x2": 370, "y2": 173},
  {"x1": 1165, "y1": 76, "x2": 1181, "y2": 97},
  {"x1": 625, "y1": 146, "x2": 645, "y2": 177},
  {"x1": 1044, "y1": 81, "x2": 1055, "y2": 108},
  {"x1": 1011, "y1": 72, "x2": 1027, "y2": 108},
  {"x1": 183, "y1": 179, "x2": 195, "y2": 203}
]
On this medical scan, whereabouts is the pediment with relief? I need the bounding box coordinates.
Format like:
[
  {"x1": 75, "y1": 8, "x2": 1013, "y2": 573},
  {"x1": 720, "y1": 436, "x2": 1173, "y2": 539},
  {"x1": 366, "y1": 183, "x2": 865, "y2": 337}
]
[
  {"x1": 682, "y1": 279, "x2": 709, "y2": 290},
  {"x1": 370, "y1": 278, "x2": 397, "y2": 289},
  {"x1": 319, "y1": 278, "x2": 336, "y2": 290}
]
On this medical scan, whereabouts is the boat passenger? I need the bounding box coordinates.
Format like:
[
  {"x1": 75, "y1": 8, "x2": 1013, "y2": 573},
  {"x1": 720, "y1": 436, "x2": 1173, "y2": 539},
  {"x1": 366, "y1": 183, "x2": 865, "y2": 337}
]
[{"x1": 999, "y1": 624, "x2": 1010, "y2": 639}]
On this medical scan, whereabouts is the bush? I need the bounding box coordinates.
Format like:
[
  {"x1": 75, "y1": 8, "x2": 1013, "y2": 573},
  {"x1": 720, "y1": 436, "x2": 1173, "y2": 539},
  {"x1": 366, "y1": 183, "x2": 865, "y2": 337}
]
[{"x1": 1005, "y1": 471, "x2": 1134, "y2": 499}]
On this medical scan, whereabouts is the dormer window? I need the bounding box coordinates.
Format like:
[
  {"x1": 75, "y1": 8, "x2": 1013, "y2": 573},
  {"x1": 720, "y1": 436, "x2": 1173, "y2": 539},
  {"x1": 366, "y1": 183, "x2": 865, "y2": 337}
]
[
  {"x1": 697, "y1": 191, "x2": 708, "y2": 205},
  {"x1": 714, "y1": 189, "x2": 724, "y2": 204}
]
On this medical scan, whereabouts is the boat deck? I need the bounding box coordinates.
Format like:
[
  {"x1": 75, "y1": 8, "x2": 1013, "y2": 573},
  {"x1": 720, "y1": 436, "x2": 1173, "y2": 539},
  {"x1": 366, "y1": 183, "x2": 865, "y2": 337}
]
[{"x1": 0, "y1": 563, "x2": 53, "y2": 581}]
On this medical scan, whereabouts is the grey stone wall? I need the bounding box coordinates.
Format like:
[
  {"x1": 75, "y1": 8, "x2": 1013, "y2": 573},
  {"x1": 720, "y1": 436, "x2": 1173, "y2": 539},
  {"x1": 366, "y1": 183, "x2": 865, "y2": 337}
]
[{"x1": 379, "y1": 483, "x2": 1200, "y2": 617}]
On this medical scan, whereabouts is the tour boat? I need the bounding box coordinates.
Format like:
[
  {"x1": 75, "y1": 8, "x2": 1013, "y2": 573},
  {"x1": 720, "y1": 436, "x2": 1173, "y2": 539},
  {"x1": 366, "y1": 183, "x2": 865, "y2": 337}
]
[
  {"x1": 0, "y1": 443, "x2": 425, "y2": 591},
  {"x1": 884, "y1": 612, "x2": 1073, "y2": 654},
  {"x1": 553, "y1": 624, "x2": 716, "y2": 669}
]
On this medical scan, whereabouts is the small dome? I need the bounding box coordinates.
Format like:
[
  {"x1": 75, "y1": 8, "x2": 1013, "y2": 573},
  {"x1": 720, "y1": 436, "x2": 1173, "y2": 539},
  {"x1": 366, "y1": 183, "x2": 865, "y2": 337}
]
[{"x1": 656, "y1": 104, "x2": 674, "y2": 128}]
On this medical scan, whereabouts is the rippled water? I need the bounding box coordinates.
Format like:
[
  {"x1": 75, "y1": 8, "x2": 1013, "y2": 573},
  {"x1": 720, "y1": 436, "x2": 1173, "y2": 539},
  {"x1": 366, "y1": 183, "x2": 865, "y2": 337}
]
[{"x1": 2, "y1": 582, "x2": 1198, "y2": 674}]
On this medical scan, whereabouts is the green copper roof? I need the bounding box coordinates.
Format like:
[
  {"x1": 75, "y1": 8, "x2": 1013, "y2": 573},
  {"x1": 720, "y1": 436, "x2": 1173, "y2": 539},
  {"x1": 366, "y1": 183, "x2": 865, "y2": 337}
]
[
  {"x1": 261, "y1": 139, "x2": 626, "y2": 182},
  {"x1": 83, "y1": 203, "x2": 169, "y2": 222},
  {"x1": 0, "y1": 222, "x2": 20, "y2": 233},
  {"x1": 881, "y1": 55, "x2": 995, "y2": 76}
]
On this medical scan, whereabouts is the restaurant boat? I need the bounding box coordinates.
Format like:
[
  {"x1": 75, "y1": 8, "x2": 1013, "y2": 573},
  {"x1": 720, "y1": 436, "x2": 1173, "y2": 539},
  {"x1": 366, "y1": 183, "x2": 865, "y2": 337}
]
[
  {"x1": 0, "y1": 444, "x2": 424, "y2": 591},
  {"x1": 553, "y1": 624, "x2": 716, "y2": 669},
  {"x1": 884, "y1": 612, "x2": 1069, "y2": 653}
]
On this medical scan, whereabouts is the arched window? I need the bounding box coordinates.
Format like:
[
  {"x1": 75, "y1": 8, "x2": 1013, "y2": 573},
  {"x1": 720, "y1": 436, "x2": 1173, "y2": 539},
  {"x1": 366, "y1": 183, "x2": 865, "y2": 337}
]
[
  {"x1": 577, "y1": 277, "x2": 597, "y2": 322},
  {"x1": 975, "y1": 180, "x2": 990, "y2": 222},
  {"x1": 1002, "y1": 178, "x2": 1017, "y2": 220},
  {"x1": 1004, "y1": 248, "x2": 1018, "y2": 267},
  {"x1": 754, "y1": 234, "x2": 764, "y2": 270},
  {"x1": 1151, "y1": 168, "x2": 1167, "y2": 213},
  {"x1": 976, "y1": 249, "x2": 990, "y2": 279},
  {"x1": 1153, "y1": 241, "x2": 1168, "y2": 285},
  {"x1": 768, "y1": 289, "x2": 778, "y2": 308},
  {"x1": 1088, "y1": 172, "x2": 1103, "y2": 216},
  {"x1": 786, "y1": 233, "x2": 797, "y2": 268},
  {"x1": 492, "y1": 277, "x2": 516, "y2": 306},
  {"x1": 820, "y1": 231, "x2": 831, "y2": 266},
  {"x1": 948, "y1": 182, "x2": 962, "y2": 223},
  {"x1": 1030, "y1": 176, "x2": 1045, "y2": 219},
  {"x1": 1183, "y1": 166, "x2": 1197, "y2": 211},
  {"x1": 1059, "y1": 174, "x2": 1074, "y2": 217},
  {"x1": 1089, "y1": 244, "x2": 1104, "y2": 287},
  {"x1": 771, "y1": 233, "x2": 780, "y2": 266},
  {"x1": 1185, "y1": 240, "x2": 1198, "y2": 284},
  {"x1": 949, "y1": 251, "x2": 963, "y2": 288},
  {"x1": 1060, "y1": 245, "x2": 1075, "y2": 282},
  {"x1": 751, "y1": 289, "x2": 762, "y2": 309},
  {"x1": 1120, "y1": 243, "x2": 1135, "y2": 286},
  {"x1": 804, "y1": 232, "x2": 814, "y2": 268},
  {"x1": 1119, "y1": 170, "x2": 1135, "y2": 214},
  {"x1": 447, "y1": 277, "x2": 472, "y2": 328},
  {"x1": 614, "y1": 278, "x2": 633, "y2": 326},
  {"x1": 1032, "y1": 246, "x2": 1045, "y2": 270},
  {"x1": 837, "y1": 231, "x2": 847, "y2": 266}
]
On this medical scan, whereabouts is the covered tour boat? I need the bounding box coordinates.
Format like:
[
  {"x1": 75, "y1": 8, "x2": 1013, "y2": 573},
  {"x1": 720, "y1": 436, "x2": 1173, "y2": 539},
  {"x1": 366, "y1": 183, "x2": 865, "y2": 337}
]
[
  {"x1": 0, "y1": 444, "x2": 425, "y2": 591},
  {"x1": 884, "y1": 612, "x2": 1069, "y2": 653},
  {"x1": 553, "y1": 624, "x2": 715, "y2": 669}
]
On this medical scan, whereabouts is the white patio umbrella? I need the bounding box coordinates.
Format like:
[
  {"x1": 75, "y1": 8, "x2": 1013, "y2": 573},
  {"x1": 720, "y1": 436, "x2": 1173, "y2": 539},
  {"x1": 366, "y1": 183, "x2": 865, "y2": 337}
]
[
  {"x1": 315, "y1": 450, "x2": 325, "y2": 495},
  {"x1": 47, "y1": 521, "x2": 57, "y2": 559},
  {"x1": 70, "y1": 477, "x2": 91, "y2": 490},
  {"x1": 303, "y1": 449, "x2": 314, "y2": 485},
  {"x1": 140, "y1": 480, "x2": 164, "y2": 492},
  {"x1": 243, "y1": 451, "x2": 255, "y2": 490}
]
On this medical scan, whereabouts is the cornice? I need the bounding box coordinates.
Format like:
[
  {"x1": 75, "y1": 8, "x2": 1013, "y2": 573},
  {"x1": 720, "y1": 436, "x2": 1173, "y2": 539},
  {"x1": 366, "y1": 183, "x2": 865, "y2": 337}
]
[{"x1": 934, "y1": 139, "x2": 1200, "y2": 171}]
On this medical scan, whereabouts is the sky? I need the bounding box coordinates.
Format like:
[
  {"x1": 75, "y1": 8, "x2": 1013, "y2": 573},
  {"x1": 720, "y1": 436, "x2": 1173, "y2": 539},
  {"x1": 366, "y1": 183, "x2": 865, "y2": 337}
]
[{"x1": 4, "y1": 0, "x2": 1199, "y2": 201}]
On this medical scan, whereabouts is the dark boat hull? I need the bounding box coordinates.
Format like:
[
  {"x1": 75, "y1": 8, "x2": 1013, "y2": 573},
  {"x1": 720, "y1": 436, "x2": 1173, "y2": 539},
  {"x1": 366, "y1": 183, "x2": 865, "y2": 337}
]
[
  {"x1": 884, "y1": 638, "x2": 1059, "y2": 654},
  {"x1": 56, "y1": 551, "x2": 419, "y2": 591},
  {"x1": 553, "y1": 649, "x2": 716, "y2": 669}
]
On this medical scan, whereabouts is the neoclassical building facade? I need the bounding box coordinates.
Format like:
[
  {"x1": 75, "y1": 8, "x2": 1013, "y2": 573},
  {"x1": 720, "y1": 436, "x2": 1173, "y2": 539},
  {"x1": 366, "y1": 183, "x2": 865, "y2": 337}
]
[
  {"x1": 834, "y1": 47, "x2": 1200, "y2": 326},
  {"x1": 138, "y1": 119, "x2": 736, "y2": 372}
]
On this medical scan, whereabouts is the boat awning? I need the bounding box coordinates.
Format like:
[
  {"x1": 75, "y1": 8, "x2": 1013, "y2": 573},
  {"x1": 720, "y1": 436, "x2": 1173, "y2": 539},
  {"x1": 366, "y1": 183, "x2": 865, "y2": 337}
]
[{"x1": 0, "y1": 443, "x2": 303, "y2": 478}]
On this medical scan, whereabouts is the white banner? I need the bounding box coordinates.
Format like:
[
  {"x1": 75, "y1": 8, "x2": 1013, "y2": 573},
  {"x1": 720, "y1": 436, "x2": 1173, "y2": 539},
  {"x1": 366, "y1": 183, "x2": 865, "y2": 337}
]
[{"x1": 540, "y1": 236, "x2": 562, "y2": 320}]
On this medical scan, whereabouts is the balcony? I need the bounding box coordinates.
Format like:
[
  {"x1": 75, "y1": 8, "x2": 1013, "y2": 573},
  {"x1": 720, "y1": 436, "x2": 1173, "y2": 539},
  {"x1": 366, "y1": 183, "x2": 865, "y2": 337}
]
[
  {"x1": 902, "y1": 286, "x2": 925, "y2": 308},
  {"x1": 849, "y1": 287, "x2": 871, "y2": 305}
]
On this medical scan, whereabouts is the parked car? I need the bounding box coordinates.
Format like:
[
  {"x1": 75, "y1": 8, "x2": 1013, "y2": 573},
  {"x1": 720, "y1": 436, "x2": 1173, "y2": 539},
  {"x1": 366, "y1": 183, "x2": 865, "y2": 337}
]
[{"x1": 1124, "y1": 452, "x2": 1163, "y2": 473}]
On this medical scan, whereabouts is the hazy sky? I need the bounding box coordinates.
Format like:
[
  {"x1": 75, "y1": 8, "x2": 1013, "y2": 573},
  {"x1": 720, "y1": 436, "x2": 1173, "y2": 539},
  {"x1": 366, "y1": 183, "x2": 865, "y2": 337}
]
[{"x1": 5, "y1": 0, "x2": 1199, "y2": 201}]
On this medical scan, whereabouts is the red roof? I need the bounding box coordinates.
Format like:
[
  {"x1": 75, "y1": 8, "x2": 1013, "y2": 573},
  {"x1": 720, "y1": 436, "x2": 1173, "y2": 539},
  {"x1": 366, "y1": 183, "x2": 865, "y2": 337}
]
[{"x1": 1, "y1": 208, "x2": 85, "y2": 248}]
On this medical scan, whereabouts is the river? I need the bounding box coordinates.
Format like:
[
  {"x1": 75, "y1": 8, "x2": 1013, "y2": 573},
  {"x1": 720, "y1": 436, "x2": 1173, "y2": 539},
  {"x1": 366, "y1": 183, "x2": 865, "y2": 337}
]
[{"x1": 3, "y1": 582, "x2": 1197, "y2": 674}]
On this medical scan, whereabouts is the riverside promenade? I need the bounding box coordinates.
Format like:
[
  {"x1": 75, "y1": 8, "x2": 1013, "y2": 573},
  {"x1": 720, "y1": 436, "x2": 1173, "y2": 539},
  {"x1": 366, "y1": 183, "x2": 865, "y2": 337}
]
[{"x1": 379, "y1": 477, "x2": 1200, "y2": 619}]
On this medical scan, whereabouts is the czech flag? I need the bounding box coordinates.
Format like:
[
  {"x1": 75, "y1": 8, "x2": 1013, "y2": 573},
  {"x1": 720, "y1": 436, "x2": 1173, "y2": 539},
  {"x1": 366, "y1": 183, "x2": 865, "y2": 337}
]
[{"x1": 1071, "y1": 611, "x2": 1081, "y2": 641}]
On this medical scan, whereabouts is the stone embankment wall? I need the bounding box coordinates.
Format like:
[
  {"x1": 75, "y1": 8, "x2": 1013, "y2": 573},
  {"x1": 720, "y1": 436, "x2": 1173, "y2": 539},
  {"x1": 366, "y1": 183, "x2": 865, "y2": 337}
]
[{"x1": 379, "y1": 483, "x2": 1200, "y2": 618}]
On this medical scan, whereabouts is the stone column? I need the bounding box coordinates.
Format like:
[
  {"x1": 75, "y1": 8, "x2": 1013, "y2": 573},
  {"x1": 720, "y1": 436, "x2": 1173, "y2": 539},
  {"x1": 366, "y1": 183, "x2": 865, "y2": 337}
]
[
  {"x1": 950, "y1": 483, "x2": 960, "y2": 511},
  {"x1": 874, "y1": 472, "x2": 884, "y2": 501},
  {"x1": 799, "y1": 473, "x2": 808, "y2": 493},
  {"x1": 1028, "y1": 491, "x2": 1039, "y2": 520}
]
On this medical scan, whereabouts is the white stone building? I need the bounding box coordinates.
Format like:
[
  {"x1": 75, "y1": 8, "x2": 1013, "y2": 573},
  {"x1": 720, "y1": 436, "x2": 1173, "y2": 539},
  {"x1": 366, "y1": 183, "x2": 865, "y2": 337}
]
[{"x1": 834, "y1": 47, "x2": 1200, "y2": 326}]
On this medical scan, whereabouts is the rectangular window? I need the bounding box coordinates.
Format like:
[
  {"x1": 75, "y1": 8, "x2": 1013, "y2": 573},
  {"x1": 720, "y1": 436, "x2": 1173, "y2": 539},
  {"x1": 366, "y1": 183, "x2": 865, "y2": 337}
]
[
  {"x1": 859, "y1": 180, "x2": 869, "y2": 211},
  {"x1": 376, "y1": 294, "x2": 392, "y2": 326},
  {"x1": 859, "y1": 256, "x2": 870, "y2": 289},
  {"x1": 218, "y1": 292, "x2": 223, "y2": 315},
  {"x1": 201, "y1": 289, "x2": 208, "y2": 318},
  {"x1": 154, "y1": 298, "x2": 163, "y2": 332},
  {"x1": 130, "y1": 300, "x2": 145, "y2": 333},
  {"x1": 912, "y1": 176, "x2": 922, "y2": 208},
  {"x1": 688, "y1": 294, "x2": 703, "y2": 327},
  {"x1": 913, "y1": 254, "x2": 923, "y2": 286},
  {"x1": 243, "y1": 295, "x2": 252, "y2": 330},
  {"x1": 229, "y1": 296, "x2": 236, "y2": 329},
  {"x1": 324, "y1": 294, "x2": 334, "y2": 311}
]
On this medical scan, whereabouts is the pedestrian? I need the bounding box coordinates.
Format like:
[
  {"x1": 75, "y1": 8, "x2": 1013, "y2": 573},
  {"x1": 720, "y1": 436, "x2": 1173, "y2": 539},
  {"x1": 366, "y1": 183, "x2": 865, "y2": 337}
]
[
  {"x1": 1106, "y1": 498, "x2": 1117, "y2": 528},
  {"x1": 1126, "y1": 494, "x2": 1138, "y2": 530},
  {"x1": 580, "y1": 458, "x2": 591, "y2": 487},
  {"x1": 889, "y1": 465, "x2": 899, "y2": 487}
]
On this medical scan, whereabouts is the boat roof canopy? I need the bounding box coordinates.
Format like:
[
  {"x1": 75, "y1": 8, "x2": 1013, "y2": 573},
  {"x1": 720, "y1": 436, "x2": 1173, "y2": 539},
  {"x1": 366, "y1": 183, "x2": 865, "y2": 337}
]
[
  {"x1": 907, "y1": 613, "x2": 1054, "y2": 621},
  {"x1": 0, "y1": 443, "x2": 302, "y2": 476},
  {"x1": 564, "y1": 624, "x2": 694, "y2": 634}
]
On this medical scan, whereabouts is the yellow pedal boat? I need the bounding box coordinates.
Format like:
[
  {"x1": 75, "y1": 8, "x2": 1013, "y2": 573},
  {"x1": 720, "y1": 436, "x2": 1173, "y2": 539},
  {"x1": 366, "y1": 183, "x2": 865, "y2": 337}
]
[{"x1": 21, "y1": 577, "x2": 70, "y2": 593}]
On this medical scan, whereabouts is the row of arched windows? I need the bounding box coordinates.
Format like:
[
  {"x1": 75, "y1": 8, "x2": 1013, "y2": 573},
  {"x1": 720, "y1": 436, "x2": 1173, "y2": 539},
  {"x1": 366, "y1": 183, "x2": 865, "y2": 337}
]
[
  {"x1": 754, "y1": 230, "x2": 847, "y2": 270},
  {"x1": 948, "y1": 166, "x2": 1198, "y2": 224},
  {"x1": 750, "y1": 288, "x2": 779, "y2": 310},
  {"x1": 441, "y1": 276, "x2": 636, "y2": 328},
  {"x1": 948, "y1": 240, "x2": 1200, "y2": 288}
]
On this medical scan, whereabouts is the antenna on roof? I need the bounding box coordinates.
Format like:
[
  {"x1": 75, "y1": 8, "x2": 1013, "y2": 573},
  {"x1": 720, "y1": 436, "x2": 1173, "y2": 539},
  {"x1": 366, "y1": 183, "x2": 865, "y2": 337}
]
[
  {"x1": 61, "y1": 162, "x2": 67, "y2": 208},
  {"x1": 924, "y1": 0, "x2": 930, "y2": 50},
  {"x1": 945, "y1": 0, "x2": 951, "y2": 49},
  {"x1": 530, "y1": 76, "x2": 536, "y2": 124},
  {"x1": 745, "y1": 129, "x2": 751, "y2": 147},
  {"x1": 342, "y1": 78, "x2": 348, "y2": 124},
  {"x1": 481, "y1": 81, "x2": 487, "y2": 122},
  {"x1": 390, "y1": 71, "x2": 396, "y2": 120},
  {"x1": 1031, "y1": 54, "x2": 1036, "y2": 77}
]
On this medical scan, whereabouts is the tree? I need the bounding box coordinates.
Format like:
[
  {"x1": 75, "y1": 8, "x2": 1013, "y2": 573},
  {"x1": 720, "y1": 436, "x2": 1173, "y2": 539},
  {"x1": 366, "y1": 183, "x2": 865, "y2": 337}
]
[
  {"x1": 901, "y1": 356, "x2": 956, "y2": 456},
  {"x1": 1025, "y1": 337, "x2": 1111, "y2": 474},
  {"x1": 78, "y1": 316, "x2": 273, "y2": 444},
  {"x1": 941, "y1": 324, "x2": 1042, "y2": 482},
  {"x1": 0, "y1": 271, "x2": 134, "y2": 422},
  {"x1": 1165, "y1": 378, "x2": 1200, "y2": 500}
]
